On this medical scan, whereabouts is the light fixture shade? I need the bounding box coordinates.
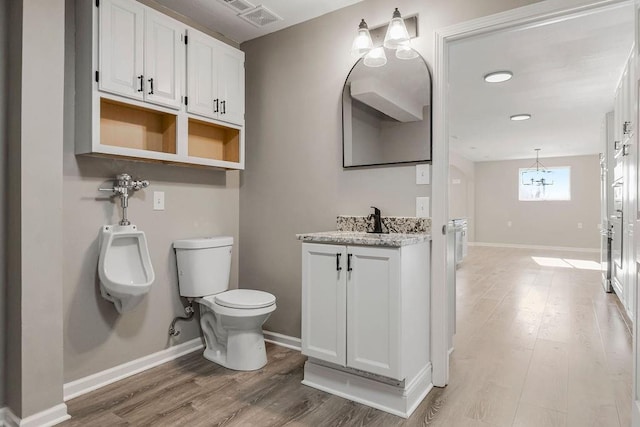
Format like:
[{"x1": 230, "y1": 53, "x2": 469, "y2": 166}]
[
  {"x1": 383, "y1": 8, "x2": 410, "y2": 49},
  {"x1": 484, "y1": 71, "x2": 513, "y2": 83},
  {"x1": 510, "y1": 114, "x2": 531, "y2": 121},
  {"x1": 396, "y1": 41, "x2": 418, "y2": 60},
  {"x1": 351, "y1": 19, "x2": 373, "y2": 57},
  {"x1": 364, "y1": 47, "x2": 387, "y2": 67}
]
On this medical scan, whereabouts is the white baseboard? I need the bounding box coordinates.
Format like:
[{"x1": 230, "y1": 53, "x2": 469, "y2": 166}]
[
  {"x1": 263, "y1": 330, "x2": 301, "y2": 351},
  {"x1": 63, "y1": 337, "x2": 203, "y2": 401},
  {"x1": 302, "y1": 361, "x2": 432, "y2": 418},
  {"x1": 3, "y1": 404, "x2": 70, "y2": 427},
  {"x1": 469, "y1": 241, "x2": 599, "y2": 253}
]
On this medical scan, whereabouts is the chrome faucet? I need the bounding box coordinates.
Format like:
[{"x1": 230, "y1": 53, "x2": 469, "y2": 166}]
[
  {"x1": 99, "y1": 173, "x2": 150, "y2": 226},
  {"x1": 368, "y1": 206, "x2": 385, "y2": 234}
]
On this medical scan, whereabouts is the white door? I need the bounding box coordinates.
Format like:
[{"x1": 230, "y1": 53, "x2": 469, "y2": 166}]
[
  {"x1": 301, "y1": 243, "x2": 347, "y2": 366},
  {"x1": 99, "y1": 0, "x2": 144, "y2": 100},
  {"x1": 186, "y1": 29, "x2": 219, "y2": 119},
  {"x1": 144, "y1": 10, "x2": 184, "y2": 109},
  {"x1": 346, "y1": 246, "x2": 401, "y2": 379},
  {"x1": 218, "y1": 47, "x2": 245, "y2": 125}
]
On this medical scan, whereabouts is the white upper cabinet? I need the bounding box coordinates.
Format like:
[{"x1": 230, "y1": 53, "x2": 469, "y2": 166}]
[
  {"x1": 99, "y1": 1, "x2": 184, "y2": 109},
  {"x1": 99, "y1": 0, "x2": 145, "y2": 100},
  {"x1": 218, "y1": 48, "x2": 245, "y2": 125},
  {"x1": 187, "y1": 29, "x2": 245, "y2": 126},
  {"x1": 144, "y1": 10, "x2": 183, "y2": 109}
]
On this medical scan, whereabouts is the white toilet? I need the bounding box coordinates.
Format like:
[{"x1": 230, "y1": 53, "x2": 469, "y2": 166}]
[
  {"x1": 173, "y1": 236, "x2": 276, "y2": 371},
  {"x1": 98, "y1": 224, "x2": 155, "y2": 313}
]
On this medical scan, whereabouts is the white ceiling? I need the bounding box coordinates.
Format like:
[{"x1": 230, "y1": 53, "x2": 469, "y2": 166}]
[
  {"x1": 152, "y1": 0, "x2": 364, "y2": 43},
  {"x1": 449, "y1": 4, "x2": 634, "y2": 162}
]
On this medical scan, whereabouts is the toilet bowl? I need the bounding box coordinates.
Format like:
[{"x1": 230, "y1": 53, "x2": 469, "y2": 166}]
[
  {"x1": 174, "y1": 237, "x2": 277, "y2": 371},
  {"x1": 197, "y1": 289, "x2": 276, "y2": 370},
  {"x1": 98, "y1": 224, "x2": 155, "y2": 313}
]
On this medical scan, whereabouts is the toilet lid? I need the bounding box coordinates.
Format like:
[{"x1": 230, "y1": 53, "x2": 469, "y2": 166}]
[{"x1": 214, "y1": 289, "x2": 276, "y2": 309}]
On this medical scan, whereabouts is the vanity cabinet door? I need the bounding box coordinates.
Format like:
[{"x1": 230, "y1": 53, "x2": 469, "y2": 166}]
[
  {"x1": 99, "y1": 0, "x2": 145, "y2": 100},
  {"x1": 144, "y1": 10, "x2": 184, "y2": 109},
  {"x1": 346, "y1": 246, "x2": 401, "y2": 380},
  {"x1": 301, "y1": 243, "x2": 347, "y2": 366}
]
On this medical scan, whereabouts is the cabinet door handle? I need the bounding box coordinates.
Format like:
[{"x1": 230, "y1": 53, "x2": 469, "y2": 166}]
[
  {"x1": 347, "y1": 254, "x2": 353, "y2": 272},
  {"x1": 336, "y1": 253, "x2": 342, "y2": 271},
  {"x1": 137, "y1": 75, "x2": 144, "y2": 92},
  {"x1": 147, "y1": 78, "x2": 154, "y2": 95},
  {"x1": 221, "y1": 100, "x2": 226, "y2": 114},
  {"x1": 213, "y1": 99, "x2": 219, "y2": 113}
]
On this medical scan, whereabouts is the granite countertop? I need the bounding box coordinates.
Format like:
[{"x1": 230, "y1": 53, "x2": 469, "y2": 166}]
[{"x1": 296, "y1": 231, "x2": 431, "y2": 247}]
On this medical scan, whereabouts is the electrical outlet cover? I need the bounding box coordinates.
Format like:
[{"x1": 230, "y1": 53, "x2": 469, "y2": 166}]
[
  {"x1": 416, "y1": 164, "x2": 430, "y2": 185},
  {"x1": 416, "y1": 197, "x2": 430, "y2": 218}
]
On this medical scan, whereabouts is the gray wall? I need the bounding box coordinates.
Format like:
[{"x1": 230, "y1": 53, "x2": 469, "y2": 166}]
[
  {"x1": 63, "y1": 0, "x2": 240, "y2": 382},
  {"x1": 239, "y1": 0, "x2": 543, "y2": 338},
  {"x1": 475, "y1": 154, "x2": 600, "y2": 249},
  {"x1": 0, "y1": 0, "x2": 7, "y2": 408},
  {"x1": 7, "y1": 0, "x2": 66, "y2": 417}
]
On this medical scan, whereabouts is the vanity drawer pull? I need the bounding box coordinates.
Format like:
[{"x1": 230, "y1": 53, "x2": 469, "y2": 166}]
[
  {"x1": 336, "y1": 253, "x2": 342, "y2": 271},
  {"x1": 214, "y1": 99, "x2": 219, "y2": 113},
  {"x1": 347, "y1": 254, "x2": 353, "y2": 272}
]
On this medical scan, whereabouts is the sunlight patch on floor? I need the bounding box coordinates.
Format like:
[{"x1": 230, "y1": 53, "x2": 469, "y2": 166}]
[{"x1": 531, "y1": 257, "x2": 600, "y2": 270}]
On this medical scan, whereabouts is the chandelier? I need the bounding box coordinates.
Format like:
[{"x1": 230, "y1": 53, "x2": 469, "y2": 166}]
[{"x1": 521, "y1": 149, "x2": 554, "y2": 187}]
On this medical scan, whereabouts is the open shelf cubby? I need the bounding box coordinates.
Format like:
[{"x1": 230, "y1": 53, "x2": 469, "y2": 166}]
[
  {"x1": 188, "y1": 118, "x2": 240, "y2": 163},
  {"x1": 100, "y1": 98, "x2": 177, "y2": 154}
]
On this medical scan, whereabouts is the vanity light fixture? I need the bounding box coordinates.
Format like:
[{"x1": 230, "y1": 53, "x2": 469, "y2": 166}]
[
  {"x1": 364, "y1": 46, "x2": 387, "y2": 67},
  {"x1": 383, "y1": 8, "x2": 410, "y2": 49},
  {"x1": 351, "y1": 19, "x2": 373, "y2": 57},
  {"x1": 396, "y1": 40, "x2": 419, "y2": 60},
  {"x1": 510, "y1": 114, "x2": 531, "y2": 121},
  {"x1": 484, "y1": 71, "x2": 513, "y2": 83}
]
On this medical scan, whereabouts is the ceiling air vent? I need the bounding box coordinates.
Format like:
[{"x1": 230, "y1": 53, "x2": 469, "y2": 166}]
[
  {"x1": 218, "y1": 0, "x2": 255, "y2": 13},
  {"x1": 238, "y1": 5, "x2": 282, "y2": 27}
]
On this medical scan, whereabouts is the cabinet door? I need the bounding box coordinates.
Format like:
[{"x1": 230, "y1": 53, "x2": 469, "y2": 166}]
[
  {"x1": 186, "y1": 30, "x2": 219, "y2": 119},
  {"x1": 99, "y1": 0, "x2": 144, "y2": 100},
  {"x1": 144, "y1": 10, "x2": 184, "y2": 109},
  {"x1": 346, "y1": 246, "x2": 401, "y2": 379},
  {"x1": 218, "y1": 47, "x2": 245, "y2": 125},
  {"x1": 301, "y1": 243, "x2": 347, "y2": 365}
]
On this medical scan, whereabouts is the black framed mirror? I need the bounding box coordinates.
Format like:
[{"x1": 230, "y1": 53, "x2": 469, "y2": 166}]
[{"x1": 342, "y1": 51, "x2": 432, "y2": 167}]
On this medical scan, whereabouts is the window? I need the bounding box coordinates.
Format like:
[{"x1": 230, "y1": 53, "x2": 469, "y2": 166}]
[{"x1": 518, "y1": 166, "x2": 570, "y2": 201}]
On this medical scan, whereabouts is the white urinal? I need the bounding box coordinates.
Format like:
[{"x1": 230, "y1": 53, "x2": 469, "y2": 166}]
[{"x1": 98, "y1": 224, "x2": 155, "y2": 313}]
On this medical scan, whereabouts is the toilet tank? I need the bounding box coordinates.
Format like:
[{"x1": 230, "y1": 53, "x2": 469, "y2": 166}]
[{"x1": 173, "y1": 236, "x2": 233, "y2": 297}]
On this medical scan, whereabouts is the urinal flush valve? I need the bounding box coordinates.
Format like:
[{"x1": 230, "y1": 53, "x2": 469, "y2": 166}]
[{"x1": 99, "y1": 173, "x2": 150, "y2": 226}]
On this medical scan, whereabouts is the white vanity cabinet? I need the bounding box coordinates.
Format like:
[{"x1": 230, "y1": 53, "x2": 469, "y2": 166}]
[
  {"x1": 300, "y1": 236, "x2": 432, "y2": 418},
  {"x1": 302, "y1": 243, "x2": 403, "y2": 379},
  {"x1": 99, "y1": 0, "x2": 183, "y2": 109},
  {"x1": 187, "y1": 29, "x2": 245, "y2": 126}
]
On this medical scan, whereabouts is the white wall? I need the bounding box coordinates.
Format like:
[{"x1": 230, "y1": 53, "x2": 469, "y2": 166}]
[
  {"x1": 62, "y1": 0, "x2": 240, "y2": 383},
  {"x1": 239, "y1": 0, "x2": 545, "y2": 338},
  {"x1": 475, "y1": 154, "x2": 600, "y2": 249}
]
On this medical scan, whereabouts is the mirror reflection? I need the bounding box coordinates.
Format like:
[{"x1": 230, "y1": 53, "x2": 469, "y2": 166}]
[{"x1": 342, "y1": 51, "x2": 432, "y2": 167}]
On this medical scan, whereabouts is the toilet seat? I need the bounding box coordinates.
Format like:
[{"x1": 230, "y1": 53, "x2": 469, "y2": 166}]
[
  {"x1": 196, "y1": 290, "x2": 276, "y2": 318},
  {"x1": 215, "y1": 289, "x2": 275, "y2": 309}
]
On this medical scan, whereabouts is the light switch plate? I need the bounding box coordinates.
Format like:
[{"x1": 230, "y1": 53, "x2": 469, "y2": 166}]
[
  {"x1": 416, "y1": 164, "x2": 430, "y2": 185},
  {"x1": 416, "y1": 196, "x2": 430, "y2": 218},
  {"x1": 153, "y1": 191, "x2": 165, "y2": 211}
]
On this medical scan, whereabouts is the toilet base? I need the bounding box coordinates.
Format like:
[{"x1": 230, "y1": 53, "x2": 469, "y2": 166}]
[
  {"x1": 203, "y1": 328, "x2": 268, "y2": 371},
  {"x1": 198, "y1": 301, "x2": 275, "y2": 371}
]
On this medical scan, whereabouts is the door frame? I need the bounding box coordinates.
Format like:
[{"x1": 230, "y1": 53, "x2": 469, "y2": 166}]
[{"x1": 430, "y1": 0, "x2": 632, "y2": 387}]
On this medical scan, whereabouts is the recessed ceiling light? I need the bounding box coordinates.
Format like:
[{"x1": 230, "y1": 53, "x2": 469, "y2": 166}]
[
  {"x1": 510, "y1": 114, "x2": 531, "y2": 121},
  {"x1": 484, "y1": 71, "x2": 513, "y2": 83}
]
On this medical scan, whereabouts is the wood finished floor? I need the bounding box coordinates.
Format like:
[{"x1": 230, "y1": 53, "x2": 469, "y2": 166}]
[{"x1": 62, "y1": 246, "x2": 632, "y2": 426}]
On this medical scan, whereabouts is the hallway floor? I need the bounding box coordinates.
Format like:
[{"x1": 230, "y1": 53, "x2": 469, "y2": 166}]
[{"x1": 62, "y1": 246, "x2": 632, "y2": 426}]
